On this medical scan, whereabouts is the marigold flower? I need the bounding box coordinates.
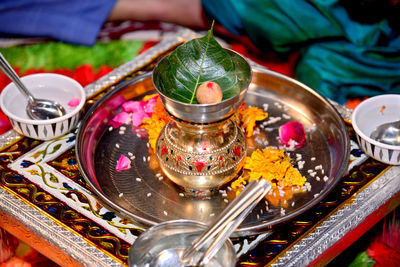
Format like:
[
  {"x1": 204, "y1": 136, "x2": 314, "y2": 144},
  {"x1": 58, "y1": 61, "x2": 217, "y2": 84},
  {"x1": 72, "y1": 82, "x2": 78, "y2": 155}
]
[{"x1": 242, "y1": 147, "x2": 306, "y2": 189}]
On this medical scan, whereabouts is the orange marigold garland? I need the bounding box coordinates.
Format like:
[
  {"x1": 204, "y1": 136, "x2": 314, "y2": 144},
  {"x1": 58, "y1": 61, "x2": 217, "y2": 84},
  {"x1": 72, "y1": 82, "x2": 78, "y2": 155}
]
[
  {"x1": 232, "y1": 147, "x2": 306, "y2": 191},
  {"x1": 233, "y1": 103, "x2": 268, "y2": 137},
  {"x1": 140, "y1": 96, "x2": 169, "y2": 150}
]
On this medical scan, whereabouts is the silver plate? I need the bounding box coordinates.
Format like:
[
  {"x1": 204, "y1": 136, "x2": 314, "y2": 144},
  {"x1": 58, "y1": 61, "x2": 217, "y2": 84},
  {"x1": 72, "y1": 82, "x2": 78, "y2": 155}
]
[{"x1": 76, "y1": 67, "x2": 350, "y2": 236}]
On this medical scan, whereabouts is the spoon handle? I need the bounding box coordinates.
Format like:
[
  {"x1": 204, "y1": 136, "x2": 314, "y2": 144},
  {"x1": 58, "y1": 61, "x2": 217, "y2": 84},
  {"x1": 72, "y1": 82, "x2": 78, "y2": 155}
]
[
  {"x1": 0, "y1": 52, "x2": 35, "y2": 103},
  {"x1": 182, "y1": 179, "x2": 271, "y2": 264},
  {"x1": 199, "y1": 193, "x2": 263, "y2": 266}
]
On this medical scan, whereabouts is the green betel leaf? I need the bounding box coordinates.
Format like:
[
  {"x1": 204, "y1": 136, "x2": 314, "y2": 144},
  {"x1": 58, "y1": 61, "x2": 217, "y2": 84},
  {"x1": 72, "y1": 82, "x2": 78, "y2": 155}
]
[{"x1": 153, "y1": 27, "x2": 251, "y2": 104}]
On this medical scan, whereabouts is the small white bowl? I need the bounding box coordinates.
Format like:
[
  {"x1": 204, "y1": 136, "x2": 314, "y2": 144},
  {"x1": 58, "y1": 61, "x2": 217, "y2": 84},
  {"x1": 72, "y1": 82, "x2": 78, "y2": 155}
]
[
  {"x1": 352, "y1": 94, "x2": 400, "y2": 165},
  {"x1": 0, "y1": 73, "x2": 85, "y2": 140}
]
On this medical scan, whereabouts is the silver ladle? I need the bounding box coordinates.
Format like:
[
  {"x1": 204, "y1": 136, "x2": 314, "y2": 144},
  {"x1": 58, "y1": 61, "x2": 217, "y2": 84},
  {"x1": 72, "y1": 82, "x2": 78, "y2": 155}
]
[
  {"x1": 370, "y1": 120, "x2": 400, "y2": 146},
  {"x1": 0, "y1": 53, "x2": 66, "y2": 120},
  {"x1": 182, "y1": 179, "x2": 271, "y2": 266}
]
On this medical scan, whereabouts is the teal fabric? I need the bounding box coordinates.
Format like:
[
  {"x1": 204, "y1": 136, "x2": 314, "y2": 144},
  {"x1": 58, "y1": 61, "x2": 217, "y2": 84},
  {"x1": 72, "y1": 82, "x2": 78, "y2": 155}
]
[{"x1": 202, "y1": 0, "x2": 400, "y2": 103}]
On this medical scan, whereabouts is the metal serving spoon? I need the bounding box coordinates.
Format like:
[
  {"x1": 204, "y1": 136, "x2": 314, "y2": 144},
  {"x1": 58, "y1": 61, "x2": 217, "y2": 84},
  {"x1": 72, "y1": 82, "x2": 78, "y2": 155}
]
[
  {"x1": 181, "y1": 179, "x2": 271, "y2": 266},
  {"x1": 0, "y1": 53, "x2": 66, "y2": 120},
  {"x1": 370, "y1": 120, "x2": 400, "y2": 146}
]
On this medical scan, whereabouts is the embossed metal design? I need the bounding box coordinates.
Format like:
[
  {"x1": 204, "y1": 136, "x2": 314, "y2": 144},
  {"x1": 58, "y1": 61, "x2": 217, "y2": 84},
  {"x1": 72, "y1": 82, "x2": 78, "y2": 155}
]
[
  {"x1": 0, "y1": 134, "x2": 140, "y2": 264},
  {"x1": 156, "y1": 118, "x2": 247, "y2": 194}
]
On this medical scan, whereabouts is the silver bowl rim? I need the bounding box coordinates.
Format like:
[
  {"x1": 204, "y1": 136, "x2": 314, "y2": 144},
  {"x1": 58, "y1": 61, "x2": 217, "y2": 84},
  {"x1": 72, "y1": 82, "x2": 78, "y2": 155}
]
[
  {"x1": 152, "y1": 49, "x2": 252, "y2": 123},
  {"x1": 128, "y1": 219, "x2": 236, "y2": 266}
]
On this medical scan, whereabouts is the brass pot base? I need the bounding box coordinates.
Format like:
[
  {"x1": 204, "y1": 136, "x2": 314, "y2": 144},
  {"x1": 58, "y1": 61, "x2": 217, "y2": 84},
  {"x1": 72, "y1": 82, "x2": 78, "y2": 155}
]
[{"x1": 155, "y1": 118, "x2": 247, "y2": 196}]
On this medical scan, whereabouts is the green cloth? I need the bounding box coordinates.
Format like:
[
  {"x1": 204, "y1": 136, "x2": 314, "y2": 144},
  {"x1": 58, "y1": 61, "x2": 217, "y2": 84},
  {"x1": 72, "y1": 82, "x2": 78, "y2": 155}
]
[
  {"x1": 202, "y1": 0, "x2": 400, "y2": 103},
  {"x1": 0, "y1": 40, "x2": 145, "y2": 73}
]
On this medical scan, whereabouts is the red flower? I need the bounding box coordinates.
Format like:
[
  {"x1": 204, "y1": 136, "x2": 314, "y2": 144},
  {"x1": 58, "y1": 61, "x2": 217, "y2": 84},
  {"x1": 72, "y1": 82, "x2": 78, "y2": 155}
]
[
  {"x1": 367, "y1": 221, "x2": 400, "y2": 267},
  {"x1": 367, "y1": 241, "x2": 400, "y2": 267},
  {"x1": 0, "y1": 111, "x2": 11, "y2": 135},
  {"x1": 73, "y1": 64, "x2": 95, "y2": 86},
  {"x1": 138, "y1": 41, "x2": 159, "y2": 54},
  {"x1": 95, "y1": 65, "x2": 113, "y2": 80}
]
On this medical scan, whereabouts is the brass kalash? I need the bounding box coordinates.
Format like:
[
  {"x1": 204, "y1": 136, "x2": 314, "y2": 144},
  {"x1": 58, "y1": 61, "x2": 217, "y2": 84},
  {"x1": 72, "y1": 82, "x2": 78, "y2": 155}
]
[{"x1": 152, "y1": 48, "x2": 251, "y2": 196}]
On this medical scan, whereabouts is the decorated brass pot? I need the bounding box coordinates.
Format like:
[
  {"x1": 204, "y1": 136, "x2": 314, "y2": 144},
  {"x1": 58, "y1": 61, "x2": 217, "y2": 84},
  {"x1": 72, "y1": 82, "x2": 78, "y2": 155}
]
[{"x1": 153, "y1": 49, "x2": 251, "y2": 195}]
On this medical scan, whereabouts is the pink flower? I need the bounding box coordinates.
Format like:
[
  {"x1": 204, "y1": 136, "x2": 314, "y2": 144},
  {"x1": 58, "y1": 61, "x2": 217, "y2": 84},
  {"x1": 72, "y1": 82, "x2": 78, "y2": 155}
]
[
  {"x1": 111, "y1": 96, "x2": 159, "y2": 129},
  {"x1": 131, "y1": 109, "x2": 146, "y2": 126},
  {"x1": 68, "y1": 98, "x2": 80, "y2": 107},
  {"x1": 144, "y1": 96, "x2": 157, "y2": 114},
  {"x1": 122, "y1": 100, "x2": 142, "y2": 113},
  {"x1": 116, "y1": 154, "x2": 131, "y2": 172},
  {"x1": 111, "y1": 111, "x2": 131, "y2": 128},
  {"x1": 279, "y1": 121, "x2": 306, "y2": 148},
  {"x1": 125, "y1": 96, "x2": 158, "y2": 127}
]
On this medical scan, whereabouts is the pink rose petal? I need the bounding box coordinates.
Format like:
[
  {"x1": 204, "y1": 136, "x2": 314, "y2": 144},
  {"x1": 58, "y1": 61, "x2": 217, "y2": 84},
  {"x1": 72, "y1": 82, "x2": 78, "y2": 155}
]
[
  {"x1": 111, "y1": 111, "x2": 131, "y2": 128},
  {"x1": 68, "y1": 98, "x2": 80, "y2": 107},
  {"x1": 122, "y1": 100, "x2": 142, "y2": 113},
  {"x1": 143, "y1": 96, "x2": 157, "y2": 114},
  {"x1": 279, "y1": 121, "x2": 306, "y2": 148},
  {"x1": 131, "y1": 110, "x2": 146, "y2": 127},
  {"x1": 116, "y1": 154, "x2": 131, "y2": 172}
]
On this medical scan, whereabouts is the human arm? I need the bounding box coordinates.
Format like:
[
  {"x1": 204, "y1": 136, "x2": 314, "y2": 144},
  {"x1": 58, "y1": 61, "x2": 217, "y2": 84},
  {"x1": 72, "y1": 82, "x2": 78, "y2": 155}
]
[{"x1": 0, "y1": 0, "x2": 117, "y2": 46}]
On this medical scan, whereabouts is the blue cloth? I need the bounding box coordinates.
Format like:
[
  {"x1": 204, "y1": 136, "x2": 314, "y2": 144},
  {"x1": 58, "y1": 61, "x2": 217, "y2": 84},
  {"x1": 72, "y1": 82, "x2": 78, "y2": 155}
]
[
  {"x1": 202, "y1": 0, "x2": 400, "y2": 103},
  {"x1": 0, "y1": 0, "x2": 117, "y2": 46}
]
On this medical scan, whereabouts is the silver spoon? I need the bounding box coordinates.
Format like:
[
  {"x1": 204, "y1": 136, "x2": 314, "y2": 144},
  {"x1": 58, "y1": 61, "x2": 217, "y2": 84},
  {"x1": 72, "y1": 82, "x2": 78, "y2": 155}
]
[
  {"x1": 370, "y1": 120, "x2": 400, "y2": 146},
  {"x1": 181, "y1": 179, "x2": 271, "y2": 266},
  {"x1": 0, "y1": 53, "x2": 66, "y2": 120}
]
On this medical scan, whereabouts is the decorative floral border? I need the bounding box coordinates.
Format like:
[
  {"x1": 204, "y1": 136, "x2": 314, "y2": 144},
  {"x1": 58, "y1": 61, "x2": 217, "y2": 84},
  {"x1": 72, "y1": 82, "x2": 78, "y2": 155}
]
[
  {"x1": 0, "y1": 28, "x2": 194, "y2": 266},
  {"x1": 272, "y1": 165, "x2": 399, "y2": 267}
]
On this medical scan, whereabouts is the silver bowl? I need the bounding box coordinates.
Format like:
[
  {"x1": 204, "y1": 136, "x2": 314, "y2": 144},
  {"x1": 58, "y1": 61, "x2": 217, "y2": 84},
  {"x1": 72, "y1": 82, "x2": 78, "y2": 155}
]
[
  {"x1": 128, "y1": 220, "x2": 236, "y2": 267},
  {"x1": 153, "y1": 49, "x2": 252, "y2": 124}
]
